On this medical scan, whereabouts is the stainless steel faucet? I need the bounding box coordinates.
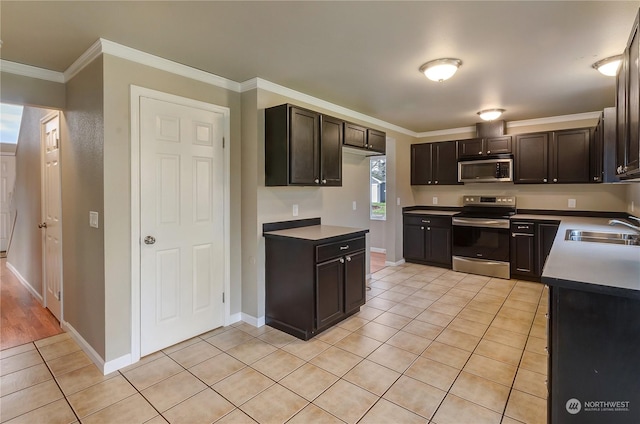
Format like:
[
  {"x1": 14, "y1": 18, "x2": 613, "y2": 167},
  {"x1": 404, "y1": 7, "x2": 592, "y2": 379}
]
[{"x1": 608, "y1": 216, "x2": 640, "y2": 233}]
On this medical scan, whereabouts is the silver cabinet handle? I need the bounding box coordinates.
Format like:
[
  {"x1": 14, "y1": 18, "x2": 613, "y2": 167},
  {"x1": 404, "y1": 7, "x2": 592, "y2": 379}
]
[
  {"x1": 487, "y1": 150, "x2": 491, "y2": 154},
  {"x1": 322, "y1": 179, "x2": 327, "y2": 184},
  {"x1": 478, "y1": 151, "x2": 482, "y2": 155},
  {"x1": 512, "y1": 233, "x2": 534, "y2": 237},
  {"x1": 339, "y1": 245, "x2": 349, "y2": 250},
  {"x1": 434, "y1": 181, "x2": 438, "y2": 184},
  {"x1": 144, "y1": 236, "x2": 156, "y2": 245},
  {"x1": 339, "y1": 258, "x2": 345, "y2": 264},
  {"x1": 314, "y1": 179, "x2": 319, "y2": 184},
  {"x1": 553, "y1": 178, "x2": 557, "y2": 182},
  {"x1": 420, "y1": 226, "x2": 424, "y2": 230},
  {"x1": 346, "y1": 256, "x2": 352, "y2": 262},
  {"x1": 427, "y1": 227, "x2": 431, "y2": 231},
  {"x1": 543, "y1": 178, "x2": 548, "y2": 182},
  {"x1": 421, "y1": 220, "x2": 430, "y2": 223},
  {"x1": 427, "y1": 181, "x2": 431, "y2": 184},
  {"x1": 38, "y1": 222, "x2": 47, "y2": 228}
]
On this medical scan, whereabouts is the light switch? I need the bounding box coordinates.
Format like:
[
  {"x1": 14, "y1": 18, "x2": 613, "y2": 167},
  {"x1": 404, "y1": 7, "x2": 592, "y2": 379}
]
[
  {"x1": 89, "y1": 211, "x2": 99, "y2": 228},
  {"x1": 352, "y1": 201, "x2": 357, "y2": 210},
  {"x1": 397, "y1": 197, "x2": 401, "y2": 206},
  {"x1": 292, "y1": 204, "x2": 299, "y2": 217},
  {"x1": 433, "y1": 197, "x2": 438, "y2": 205},
  {"x1": 568, "y1": 199, "x2": 576, "y2": 209}
]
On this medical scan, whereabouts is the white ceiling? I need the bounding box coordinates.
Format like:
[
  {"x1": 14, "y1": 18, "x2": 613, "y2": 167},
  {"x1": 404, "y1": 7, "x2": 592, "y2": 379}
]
[{"x1": 1, "y1": 1, "x2": 638, "y2": 132}]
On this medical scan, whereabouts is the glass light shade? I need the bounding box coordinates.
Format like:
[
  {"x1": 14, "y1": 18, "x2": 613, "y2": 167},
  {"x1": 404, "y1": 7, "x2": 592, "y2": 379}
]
[
  {"x1": 592, "y1": 55, "x2": 622, "y2": 76},
  {"x1": 419, "y1": 59, "x2": 462, "y2": 82},
  {"x1": 477, "y1": 109, "x2": 505, "y2": 121}
]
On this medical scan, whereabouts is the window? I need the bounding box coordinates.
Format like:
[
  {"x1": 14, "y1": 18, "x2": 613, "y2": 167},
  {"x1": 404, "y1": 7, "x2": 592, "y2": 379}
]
[
  {"x1": 370, "y1": 157, "x2": 386, "y2": 220},
  {"x1": 0, "y1": 103, "x2": 24, "y2": 144}
]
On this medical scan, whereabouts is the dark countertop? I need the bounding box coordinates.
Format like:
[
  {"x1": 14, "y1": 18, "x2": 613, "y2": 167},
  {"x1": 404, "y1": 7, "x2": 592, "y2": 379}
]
[
  {"x1": 541, "y1": 217, "x2": 640, "y2": 299},
  {"x1": 403, "y1": 210, "x2": 459, "y2": 216},
  {"x1": 263, "y1": 225, "x2": 369, "y2": 241}
]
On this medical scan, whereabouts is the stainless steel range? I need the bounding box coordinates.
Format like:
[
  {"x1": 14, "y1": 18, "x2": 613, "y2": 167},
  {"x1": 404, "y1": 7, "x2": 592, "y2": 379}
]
[{"x1": 452, "y1": 195, "x2": 516, "y2": 279}]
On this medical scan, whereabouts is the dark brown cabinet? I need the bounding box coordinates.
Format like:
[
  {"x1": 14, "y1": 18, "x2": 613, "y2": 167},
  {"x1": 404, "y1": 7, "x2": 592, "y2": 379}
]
[
  {"x1": 514, "y1": 129, "x2": 592, "y2": 184},
  {"x1": 458, "y1": 136, "x2": 512, "y2": 158},
  {"x1": 510, "y1": 220, "x2": 559, "y2": 281},
  {"x1": 265, "y1": 104, "x2": 341, "y2": 186},
  {"x1": 616, "y1": 10, "x2": 640, "y2": 179},
  {"x1": 343, "y1": 122, "x2": 386, "y2": 154},
  {"x1": 403, "y1": 214, "x2": 452, "y2": 267},
  {"x1": 411, "y1": 141, "x2": 459, "y2": 185},
  {"x1": 592, "y1": 108, "x2": 619, "y2": 183},
  {"x1": 264, "y1": 224, "x2": 367, "y2": 340}
]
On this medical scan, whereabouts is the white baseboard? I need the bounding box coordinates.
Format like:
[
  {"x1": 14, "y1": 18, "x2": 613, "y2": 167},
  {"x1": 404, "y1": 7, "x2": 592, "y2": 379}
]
[
  {"x1": 6, "y1": 262, "x2": 43, "y2": 304},
  {"x1": 241, "y1": 313, "x2": 265, "y2": 328},
  {"x1": 227, "y1": 312, "x2": 241, "y2": 326},
  {"x1": 385, "y1": 258, "x2": 406, "y2": 267},
  {"x1": 370, "y1": 247, "x2": 386, "y2": 254},
  {"x1": 61, "y1": 320, "x2": 124, "y2": 375}
]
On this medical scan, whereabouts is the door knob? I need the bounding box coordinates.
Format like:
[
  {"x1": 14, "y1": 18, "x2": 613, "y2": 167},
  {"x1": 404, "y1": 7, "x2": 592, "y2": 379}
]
[
  {"x1": 38, "y1": 222, "x2": 47, "y2": 228},
  {"x1": 144, "y1": 236, "x2": 156, "y2": 245}
]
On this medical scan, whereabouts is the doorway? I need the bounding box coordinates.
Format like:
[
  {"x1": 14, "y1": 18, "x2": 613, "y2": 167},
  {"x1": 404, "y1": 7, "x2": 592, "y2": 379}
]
[{"x1": 131, "y1": 86, "x2": 231, "y2": 360}]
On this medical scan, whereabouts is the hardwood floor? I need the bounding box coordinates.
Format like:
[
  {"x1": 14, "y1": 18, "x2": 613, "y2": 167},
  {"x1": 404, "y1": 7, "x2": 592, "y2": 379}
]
[
  {"x1": 0, "y1": 258, "x2": 62, "y2": 350},
  {"x1": 370, "y1": 251, "x2": 386, "y2": 274}
]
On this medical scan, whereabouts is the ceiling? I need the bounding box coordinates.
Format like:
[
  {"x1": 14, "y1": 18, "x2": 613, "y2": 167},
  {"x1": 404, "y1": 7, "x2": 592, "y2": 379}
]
[{"x1": 1, "y1": 1, "x2": 638, "y2": 133}]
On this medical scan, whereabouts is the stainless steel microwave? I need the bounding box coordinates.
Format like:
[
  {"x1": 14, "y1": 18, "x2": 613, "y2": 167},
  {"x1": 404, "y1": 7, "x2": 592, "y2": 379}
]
[{"x1": 458, "y1": 157, "x2": 513, "y2": 183}]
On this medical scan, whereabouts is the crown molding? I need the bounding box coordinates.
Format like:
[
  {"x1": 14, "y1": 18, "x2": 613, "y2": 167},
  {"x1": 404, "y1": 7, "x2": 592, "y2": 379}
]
[
  {"x1": 63, "y1": 39, "x2": 103, "y2": 82},
  {"x1": 506, "y1": 111, "x2": 601, "y2": 128},
  {"x1": 245, "y1": 77, "x2": 415, "y2": 137},
  {"x1": 0, "y1": 60, "x2": 64, "y2": 83}
]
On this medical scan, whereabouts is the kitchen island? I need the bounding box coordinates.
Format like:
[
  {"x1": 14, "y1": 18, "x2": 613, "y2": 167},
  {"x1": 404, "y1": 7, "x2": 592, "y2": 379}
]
[
  {"x1": 263, "y1": 218, "x2": 369, "y2": 340},
  {"x1": 541, "y1": 217, "x2": 640, "y2": 424}
]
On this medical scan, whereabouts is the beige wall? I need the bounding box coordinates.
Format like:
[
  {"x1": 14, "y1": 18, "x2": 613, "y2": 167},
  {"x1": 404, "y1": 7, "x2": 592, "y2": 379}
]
[
  {"x1": 6, "y1": 106, "x2": 56, "y2": 295},
  {"x1": 369, "y1": 219, "x2": 385, "y2": 250},
  {"x1": 62, "y1": 57, "x2": 106, "y2": 358},
  {"x1": 628, "y1": 184, "x2": 640, "y2": 215},
  {"x1": 0, "y1": 72, "x2": 65, "y2": 109},
  {"x1": 102, "y1": 54, "x2": 242, "y2": 361}
]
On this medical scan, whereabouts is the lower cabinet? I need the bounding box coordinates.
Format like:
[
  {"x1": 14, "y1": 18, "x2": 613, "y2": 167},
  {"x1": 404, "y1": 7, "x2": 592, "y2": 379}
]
[
  {"x1": 510, "y1": 220, "x2": 559, "y2": 280},
  {"x1": 403, "y1": 214, "x2": 452, "y2": 267},
  {"x1": 548, "y1": 286, "x2": 640, "y2": 424},
  {"x1": 265, "y1": 233, "x2": 366, "y2": 340}
]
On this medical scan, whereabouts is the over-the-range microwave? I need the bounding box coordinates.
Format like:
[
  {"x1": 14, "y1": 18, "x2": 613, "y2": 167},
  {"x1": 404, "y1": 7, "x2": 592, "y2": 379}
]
[{"x1": 458, "y1": 156, "x2": 513, "y2": 183}]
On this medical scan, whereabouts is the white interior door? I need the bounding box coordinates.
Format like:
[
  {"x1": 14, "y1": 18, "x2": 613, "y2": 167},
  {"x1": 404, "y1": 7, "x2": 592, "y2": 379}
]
[
  {"x1": 140, "y1": 96, "x2": 225, "y2": 356},
  {"x1": 0, "y1": 155, "x2": 16, "y2": 252},
  {"x1": 42, "y1": 112, "x2": 62, "y2": 321}
]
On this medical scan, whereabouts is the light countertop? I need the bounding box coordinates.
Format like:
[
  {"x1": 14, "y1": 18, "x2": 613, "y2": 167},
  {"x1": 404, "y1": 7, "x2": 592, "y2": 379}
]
[
  {"x1": 263, "y1": 225, "x2": 368, "y2": 241},
  {"x1": 541, "y1": 216, "x2": 640, "y2": 299}
]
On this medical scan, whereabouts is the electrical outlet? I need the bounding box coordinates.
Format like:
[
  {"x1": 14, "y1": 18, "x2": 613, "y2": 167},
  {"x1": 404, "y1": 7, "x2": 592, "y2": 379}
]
[
  {"x1": 292, "y1": 204, "x2": 298, "y2": 217},
  {"x1": 568, "y1": 199, "x2": 576, "y2": 209},
  {"x1": 89, "y1": 211, "x2": 99, "y2": 228},
  {"x1": 632, "y1": 201, "x2": 635, "y2": 212},
  {"x1": 433, "y1": 196, "x2": 438, "y2": 205},
  {"x1": 352, "y1": 201, "x2": 357, "y2": 210}
]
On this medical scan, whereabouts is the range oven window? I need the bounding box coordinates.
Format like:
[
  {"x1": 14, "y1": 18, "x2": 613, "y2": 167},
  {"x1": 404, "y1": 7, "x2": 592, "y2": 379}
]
[{"x1": 452, "y1": 226, "x2": 510, "y2": 262}]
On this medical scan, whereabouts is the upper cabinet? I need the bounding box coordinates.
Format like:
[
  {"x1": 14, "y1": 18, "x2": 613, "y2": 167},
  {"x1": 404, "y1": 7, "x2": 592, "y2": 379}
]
[
  {"x1": 411, "y1": 141, "x2": 459, "y2": 185},
  {"x1": 265, "y1": 104, "x2": 341, "y2": 186},
  {"x1": 514, "y1": 129, "x2": 593, "y2": 184},
  {"x1": 344, "y1": 122, "x2": 386, "y2": 154},
  {"x1": 458, "y1": 136, "x2": 512, "y2": 158},
  {"x1": 616, "y1": 9, "x2": 640, "y2": 179}
]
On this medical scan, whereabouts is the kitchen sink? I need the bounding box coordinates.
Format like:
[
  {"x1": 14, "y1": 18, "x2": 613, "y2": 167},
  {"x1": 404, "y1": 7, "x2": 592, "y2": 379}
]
[{"x1": 565, "y1": 230, "x2": 640, "y2": 246}]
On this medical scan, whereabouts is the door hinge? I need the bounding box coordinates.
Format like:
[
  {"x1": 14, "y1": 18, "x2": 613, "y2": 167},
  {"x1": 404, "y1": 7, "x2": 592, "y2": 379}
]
[
  {"x1": 222, "y1": 292, "x2": 225, "y2": 303},
  {"x1": 222, "y1": 137, "x2": 225, "y2": 148},
  {"x1": 57, "y1": 291, "x2": 61, "y2": 300}
]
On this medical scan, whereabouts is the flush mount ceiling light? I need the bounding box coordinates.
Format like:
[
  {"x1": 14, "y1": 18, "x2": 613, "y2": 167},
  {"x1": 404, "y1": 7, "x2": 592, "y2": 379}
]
[
  {"x1": 477, "y1": 109, "x2": 505, "y2": 121},
  {"x1": 419, "y1": 58, "x2": 462, "y2": 82},
  {"x1": 592, "y1": 55, "x2": 622, "y2": 76}
]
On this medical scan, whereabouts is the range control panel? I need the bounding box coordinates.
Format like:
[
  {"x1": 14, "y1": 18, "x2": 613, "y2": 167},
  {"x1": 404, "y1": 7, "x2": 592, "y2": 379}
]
[{"x1": 462, "y1": 195, "x2": 516, "y2": 207}]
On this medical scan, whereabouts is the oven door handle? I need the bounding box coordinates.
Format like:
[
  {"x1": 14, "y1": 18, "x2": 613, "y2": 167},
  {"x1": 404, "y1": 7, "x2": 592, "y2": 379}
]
[{"x1": 452, "y1": 217, "x2": 509, "y2": 229}]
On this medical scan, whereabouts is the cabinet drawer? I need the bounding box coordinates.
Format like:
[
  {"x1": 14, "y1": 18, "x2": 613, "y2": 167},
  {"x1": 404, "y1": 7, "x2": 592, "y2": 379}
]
[
  {"x1": 316, "y1": 237, "x2": 365, "y2": 263},
  {"x1": 511, "y1": 222, "x2": 535, "y2": 234},
  {"x1": 404, "y1": 215, "x2": 451, "y2": 227}
]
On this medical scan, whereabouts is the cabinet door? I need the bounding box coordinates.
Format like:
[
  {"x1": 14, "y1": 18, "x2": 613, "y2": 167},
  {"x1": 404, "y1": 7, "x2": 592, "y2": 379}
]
[
  {"x1": 627, "y1": 16, "x2": 639, "y2": 176},
  {"x1": 411, "y1": 143, "x2": 433, "y2": 185},
  {"x1": 458, "y1": 138, "x2": 484, "y2": 158},
  {"x1": 344, "y1": 251, "x2": 366, "y2": 314},
  {"x1": 537, "y1": 223, "x2": 559, "y2": 276},
  {"x1": 511, "y1": 233, "x2": 536, "y2": 276},
  {"x1": 367, "y1": 129, "x2": 386, "y2": 153},
  {"x1": 617, "y1": 49, "x2": 629, "y2": 175},
  {"x1": 591, "y1": 113, "x2": 604, "y2": 183},
  {"x1": 515, "y1": 133, "x2": 549, "y2": 183},
  {"x1": 485, "y1": 136, "x2": 512, "y2": 155},
  {"x1": 550, "y1": 129, "x2": 591, "y2": 183},
  {"x1": 427, "y1": 226, "x2": 452, "y2": 266},
  {"x1": 344, "y1": 122, "x2": 367, "y2": 148},
  {"x1": 433, "y1": 141, "x2": 459, "y2": 185},
  {"x1": 289, "y1": 107, "x2": 320, "y2": 185},
  {"x1": 320, "y1": 115, "x2": 343, "y2": 186},
  {"x1": 403, "y1": 224, "x2": 425, "y2": 260},
  {"x1": 316, "y1": 258, "x2": 344, "y2": 330}
]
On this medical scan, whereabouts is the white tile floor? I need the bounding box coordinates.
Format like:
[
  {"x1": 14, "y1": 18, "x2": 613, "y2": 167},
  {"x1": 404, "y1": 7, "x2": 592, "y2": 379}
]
[{"x1": 0, "y1": 262, "x2": 549, "y2": 423}]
